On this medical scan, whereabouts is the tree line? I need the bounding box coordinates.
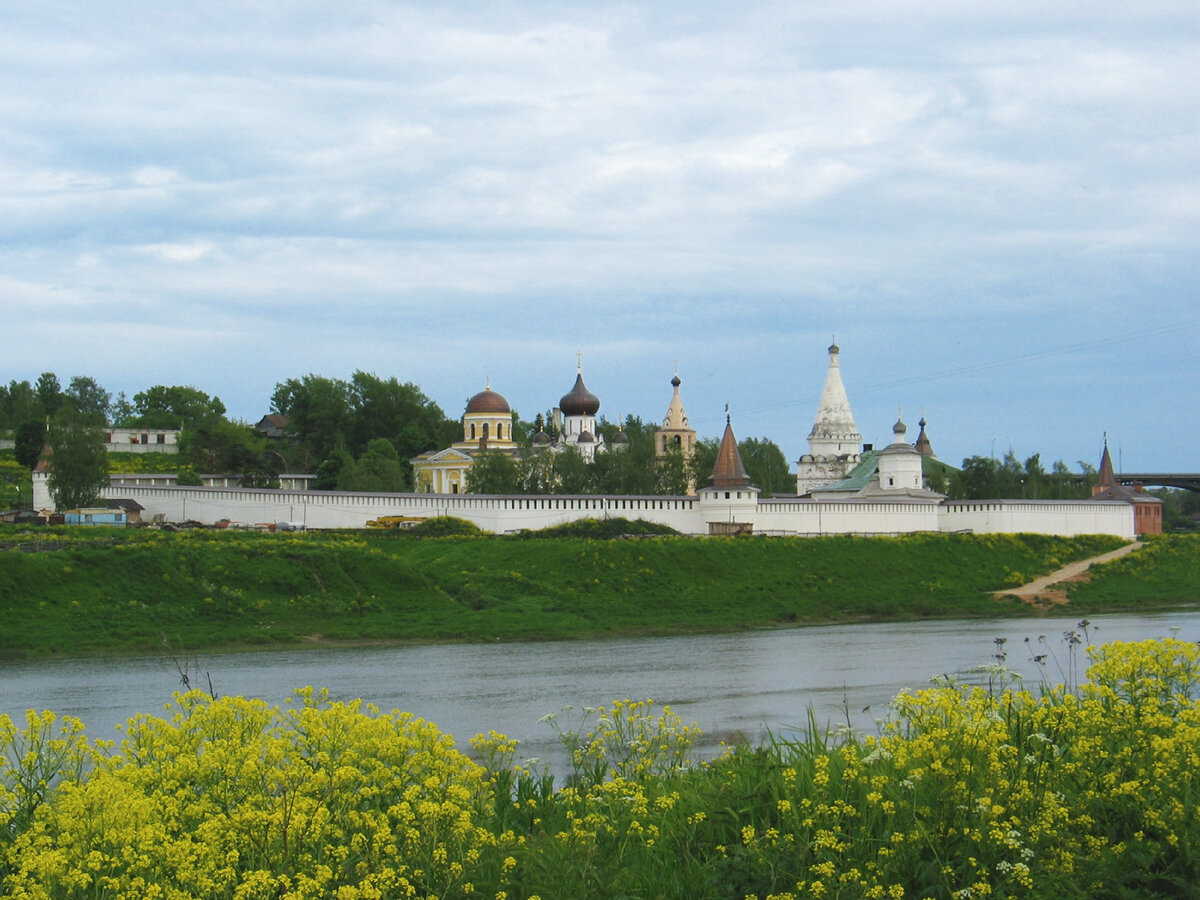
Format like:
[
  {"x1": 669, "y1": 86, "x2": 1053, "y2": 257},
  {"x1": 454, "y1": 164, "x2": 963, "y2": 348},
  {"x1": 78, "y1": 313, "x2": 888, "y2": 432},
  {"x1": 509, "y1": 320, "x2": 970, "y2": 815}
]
[
  {"x1": 1, "y1": 371, "x2": 797, "y2": 506},
  {"x1": 461, "y1": 417, "x2": 795, "y2": 498},
  {"x1": 6, "y1": 371, "x2": 1191, "y2": 523}
]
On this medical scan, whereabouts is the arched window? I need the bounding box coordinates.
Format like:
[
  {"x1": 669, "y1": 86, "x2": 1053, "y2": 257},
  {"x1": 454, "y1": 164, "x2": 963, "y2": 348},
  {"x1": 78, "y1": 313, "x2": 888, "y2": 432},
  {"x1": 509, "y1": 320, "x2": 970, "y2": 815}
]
[
  {"x1": 482, "y1": 423, "x2": 490, "y2": 440},
  {"x1": 497, "y1": 423, "x2": 504, "y2": 440},
  {"x1": 470, "y1": 424, "x2": 476, "y2": 439}
]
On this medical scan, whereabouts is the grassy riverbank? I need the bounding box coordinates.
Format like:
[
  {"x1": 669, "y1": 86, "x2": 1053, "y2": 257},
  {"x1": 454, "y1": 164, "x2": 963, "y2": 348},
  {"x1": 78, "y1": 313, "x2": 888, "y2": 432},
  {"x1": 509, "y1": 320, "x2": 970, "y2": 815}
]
[{"x1": 5, "y1": 525, "x2": 1194, "y2": 660}]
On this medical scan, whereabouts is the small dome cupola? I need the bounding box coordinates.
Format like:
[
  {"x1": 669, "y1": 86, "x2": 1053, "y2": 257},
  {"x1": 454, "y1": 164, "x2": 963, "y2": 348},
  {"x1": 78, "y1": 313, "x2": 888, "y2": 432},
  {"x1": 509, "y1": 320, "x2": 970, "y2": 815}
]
[{"x1": 892, "y1": 417, "x2": 907, "y2": 441}]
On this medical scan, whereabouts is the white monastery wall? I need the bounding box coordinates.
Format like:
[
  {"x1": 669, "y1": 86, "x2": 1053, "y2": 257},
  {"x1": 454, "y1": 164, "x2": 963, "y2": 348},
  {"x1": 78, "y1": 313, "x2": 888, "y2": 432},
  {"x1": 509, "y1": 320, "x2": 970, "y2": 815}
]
[
  {"x1": 939, "y1": 500, "x2": 1134, "y2": 540},
  {"x1": 757, "y1": 499, "x2": 942, "y2": 535},
  {"x1": 32, "y1": 473, "x2": 1136, "y2": 539}
]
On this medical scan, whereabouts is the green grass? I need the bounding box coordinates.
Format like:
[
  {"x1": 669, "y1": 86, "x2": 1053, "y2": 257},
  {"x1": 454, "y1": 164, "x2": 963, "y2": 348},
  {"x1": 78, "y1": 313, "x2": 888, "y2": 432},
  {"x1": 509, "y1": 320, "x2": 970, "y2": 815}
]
[
  {"x1": 106, "y1": 450, "x2": 186, "y2": 474},
  {"x1": 0, "y1": 526, "x2": 1159, "y2": 660},
  {"x1": 1064, "y1": 533, "x2": 1200, "y2": 606}
]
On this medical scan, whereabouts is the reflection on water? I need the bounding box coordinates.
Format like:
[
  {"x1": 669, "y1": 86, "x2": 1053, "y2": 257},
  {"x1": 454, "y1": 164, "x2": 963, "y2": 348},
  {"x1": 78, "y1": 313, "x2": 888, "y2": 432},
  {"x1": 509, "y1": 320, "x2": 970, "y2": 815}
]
[{"x1": 2, "y1": 611, "x2": 1196, "y2": 776}]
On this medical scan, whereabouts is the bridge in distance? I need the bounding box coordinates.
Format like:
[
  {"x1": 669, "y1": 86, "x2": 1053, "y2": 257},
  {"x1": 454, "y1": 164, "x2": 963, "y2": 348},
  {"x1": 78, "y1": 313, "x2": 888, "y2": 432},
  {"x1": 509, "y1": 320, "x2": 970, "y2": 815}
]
[{"x1": 1119, "y1": 473, "x2": 1200, "y2": 493}]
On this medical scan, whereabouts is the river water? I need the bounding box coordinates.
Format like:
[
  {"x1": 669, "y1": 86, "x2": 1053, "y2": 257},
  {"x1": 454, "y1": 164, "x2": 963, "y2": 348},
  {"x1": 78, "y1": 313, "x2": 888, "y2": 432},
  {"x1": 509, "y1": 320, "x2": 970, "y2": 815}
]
[{"x1": 3, "y1": 611, "x2": 1197, "y2": 774}]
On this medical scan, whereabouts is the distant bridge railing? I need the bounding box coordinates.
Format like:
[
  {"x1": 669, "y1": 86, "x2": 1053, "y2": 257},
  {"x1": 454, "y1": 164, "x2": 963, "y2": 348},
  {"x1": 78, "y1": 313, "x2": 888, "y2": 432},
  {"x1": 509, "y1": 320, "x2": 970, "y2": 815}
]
[{"x1": 1118, "y1": 473, "x2": 1200, "y2": 493}]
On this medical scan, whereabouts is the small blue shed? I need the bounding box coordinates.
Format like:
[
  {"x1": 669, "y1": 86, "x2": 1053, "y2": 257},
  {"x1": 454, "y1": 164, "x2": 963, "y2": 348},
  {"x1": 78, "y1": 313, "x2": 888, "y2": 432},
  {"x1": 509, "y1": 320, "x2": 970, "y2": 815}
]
[{"x1": 64, "y1": 508, "x2": 128, "y2": 526}]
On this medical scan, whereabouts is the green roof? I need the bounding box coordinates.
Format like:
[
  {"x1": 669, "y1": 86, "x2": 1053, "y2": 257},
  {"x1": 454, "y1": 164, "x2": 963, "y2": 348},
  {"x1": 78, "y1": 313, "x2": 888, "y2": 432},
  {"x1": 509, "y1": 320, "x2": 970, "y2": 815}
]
[{"x1": 811, "y1": 449, "x2": 960, "y2": 494}]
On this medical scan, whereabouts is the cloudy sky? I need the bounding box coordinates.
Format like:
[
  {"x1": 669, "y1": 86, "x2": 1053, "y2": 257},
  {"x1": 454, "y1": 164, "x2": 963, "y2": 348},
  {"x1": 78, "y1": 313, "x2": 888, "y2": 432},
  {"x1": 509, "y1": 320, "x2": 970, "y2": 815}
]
[{"x1": 3, "y1": 1, "x2": 1197, "y2": 472}]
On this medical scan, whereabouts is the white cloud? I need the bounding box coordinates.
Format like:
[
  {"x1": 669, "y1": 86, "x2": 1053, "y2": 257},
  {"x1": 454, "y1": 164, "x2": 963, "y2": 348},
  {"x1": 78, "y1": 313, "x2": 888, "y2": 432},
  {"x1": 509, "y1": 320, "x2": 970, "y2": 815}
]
[
  {"x1": 138, "y1": 241, "x2": 215, "y2": 263},
  {"x1": 0, "y1": 0, "x2": 1197, "y2": 468}
]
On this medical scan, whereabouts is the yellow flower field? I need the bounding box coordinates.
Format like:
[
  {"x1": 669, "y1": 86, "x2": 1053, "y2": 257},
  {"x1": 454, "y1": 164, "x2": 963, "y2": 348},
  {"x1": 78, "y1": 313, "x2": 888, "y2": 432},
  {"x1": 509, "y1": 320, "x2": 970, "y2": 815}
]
[{"x1": 3, "y1": 639, "x2": 1199, "y2": 898}]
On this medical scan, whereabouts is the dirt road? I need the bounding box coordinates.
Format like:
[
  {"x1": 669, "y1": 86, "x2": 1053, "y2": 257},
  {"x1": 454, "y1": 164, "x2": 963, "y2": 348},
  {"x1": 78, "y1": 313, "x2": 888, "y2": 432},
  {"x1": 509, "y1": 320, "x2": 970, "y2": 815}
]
[{"x1": 994, "y1": 540, "x2": 1144, "y2": 605}]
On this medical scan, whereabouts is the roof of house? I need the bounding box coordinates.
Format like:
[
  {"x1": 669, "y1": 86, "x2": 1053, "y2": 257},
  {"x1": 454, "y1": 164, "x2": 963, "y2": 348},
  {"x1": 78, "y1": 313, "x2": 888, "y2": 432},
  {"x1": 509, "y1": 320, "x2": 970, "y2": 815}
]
[{"x1": 1091, "y1": 441, "x2": 1163, "y2": 505}]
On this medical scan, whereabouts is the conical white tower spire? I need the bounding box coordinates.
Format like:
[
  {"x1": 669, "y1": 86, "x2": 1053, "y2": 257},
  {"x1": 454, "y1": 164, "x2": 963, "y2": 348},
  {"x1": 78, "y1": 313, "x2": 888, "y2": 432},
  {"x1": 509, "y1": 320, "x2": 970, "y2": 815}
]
[
  {"x1": 808, "y1": 341, "x2": 861, "y2": 456},
  {"x1": 796, "y1": 340, "x2": 864, "y2": 495}
]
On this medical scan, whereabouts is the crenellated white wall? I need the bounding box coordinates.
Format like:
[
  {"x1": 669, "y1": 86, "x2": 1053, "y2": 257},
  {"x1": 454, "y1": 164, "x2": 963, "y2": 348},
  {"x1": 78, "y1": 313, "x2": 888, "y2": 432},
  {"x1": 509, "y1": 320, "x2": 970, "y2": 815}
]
[
  {"x1": 32, "y1": 470, "x2": 1136, "y2": 538},
  {"x1": 938, "y1": 500, "x2": 1134, "y2": 539}
]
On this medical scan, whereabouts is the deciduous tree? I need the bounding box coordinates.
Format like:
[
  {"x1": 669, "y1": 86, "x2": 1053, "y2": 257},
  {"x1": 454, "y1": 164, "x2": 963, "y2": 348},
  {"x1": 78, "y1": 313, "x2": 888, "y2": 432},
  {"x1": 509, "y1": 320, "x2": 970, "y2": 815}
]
[
  {"x1": 338, "y1": 438, "x2": 408, "y2": 492},
  {"x1": 466, "y1": 450, "x2": 522, "y2": 494},
  {"x1": 64, "y1": 376, "x2": 110, "y2": 425},
  {"x1": 738, "y1": 436, "x2": 793, "y2": 497},
  {"x1": 15, "y1": 419, "x2": 46, "y2": 471},
  {"x1": 132, "y1": 385, "x2": 226, "y2": 429},
  {"x1": 46, "y1": 409, "x2": 109, "y2": 510}
]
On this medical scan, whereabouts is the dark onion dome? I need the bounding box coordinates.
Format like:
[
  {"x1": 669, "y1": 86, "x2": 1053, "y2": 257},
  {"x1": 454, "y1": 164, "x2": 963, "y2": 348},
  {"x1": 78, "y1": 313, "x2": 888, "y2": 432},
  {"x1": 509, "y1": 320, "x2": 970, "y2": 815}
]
[
  {"x1": 533, "y1": 429, "x2": 552, "y2": 445},
  {"x1": 465, "y1": 386, "x2": 511, "y2": 415},
  {"x1": 671, "y1": 373, "x2": 681, "y2": 388},
  {"x1": 611, "y1": 428, "x2": 629, "y2": 445},
  {"x1": 559, "y1": 372, "x2": 600, "y2": 416},
  {"x1": 577, "y1": 430, "x2": 596, "y2": 443}
]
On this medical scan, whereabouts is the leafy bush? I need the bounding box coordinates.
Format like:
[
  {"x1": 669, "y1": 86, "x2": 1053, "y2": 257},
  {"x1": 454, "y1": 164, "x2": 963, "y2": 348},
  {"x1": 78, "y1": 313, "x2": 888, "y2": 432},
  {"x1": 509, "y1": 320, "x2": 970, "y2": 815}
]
[
  {"x1": 405, "y1": 515, "x2": 484, "y2": 537},
  {"x1": 518, "y1": 517, "x2": 680, "y2": 538}
]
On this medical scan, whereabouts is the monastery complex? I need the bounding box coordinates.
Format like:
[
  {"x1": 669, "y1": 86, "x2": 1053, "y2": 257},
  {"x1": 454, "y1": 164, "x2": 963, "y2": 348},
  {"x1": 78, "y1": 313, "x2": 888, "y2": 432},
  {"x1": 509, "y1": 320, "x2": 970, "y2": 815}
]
[{"x1": 32, "y1": 345, "x2": 1158, "y2": 539}]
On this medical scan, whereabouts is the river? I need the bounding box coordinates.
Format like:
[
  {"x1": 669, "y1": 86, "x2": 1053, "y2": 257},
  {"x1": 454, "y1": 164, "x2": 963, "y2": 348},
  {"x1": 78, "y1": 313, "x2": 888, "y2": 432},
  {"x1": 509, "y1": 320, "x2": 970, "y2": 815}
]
[{"x1": 3, "y1": 610, "x2": 1197, "y2": 775}]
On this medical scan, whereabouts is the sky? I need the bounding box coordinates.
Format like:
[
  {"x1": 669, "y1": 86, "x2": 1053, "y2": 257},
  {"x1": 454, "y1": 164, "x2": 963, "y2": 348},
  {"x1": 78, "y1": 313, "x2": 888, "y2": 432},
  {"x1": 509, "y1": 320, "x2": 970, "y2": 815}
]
[{"x1": 3, "y1": 1, "x2": 1198, "y2": 473}]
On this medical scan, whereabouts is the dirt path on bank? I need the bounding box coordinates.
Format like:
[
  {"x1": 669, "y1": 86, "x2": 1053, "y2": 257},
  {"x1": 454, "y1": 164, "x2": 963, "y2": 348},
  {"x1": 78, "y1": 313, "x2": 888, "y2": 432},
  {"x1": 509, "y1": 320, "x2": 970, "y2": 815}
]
[{"x1": 994, "y1": 540, "x2": 1144, "y2": 606}]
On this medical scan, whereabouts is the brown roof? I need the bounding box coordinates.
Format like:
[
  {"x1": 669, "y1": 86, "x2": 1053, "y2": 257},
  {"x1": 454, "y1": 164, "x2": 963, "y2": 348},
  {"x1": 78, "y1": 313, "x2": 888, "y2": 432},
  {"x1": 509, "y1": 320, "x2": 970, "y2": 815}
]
[
  {"x1": 914, "y1": 417, "x2": 934, "y2": 457},
  {"x1": 710, "y1": 415, "x2": 751, "y2": 489},
  {"x1": 1091, "y1": 441, "x2": 1162, "y2": 504},
  {"x1": 559, "y1": 371, "x2": 600, "y2": 416},
  {"x1": 465, "y1": 386, "x2": 511, "y2": 415}
]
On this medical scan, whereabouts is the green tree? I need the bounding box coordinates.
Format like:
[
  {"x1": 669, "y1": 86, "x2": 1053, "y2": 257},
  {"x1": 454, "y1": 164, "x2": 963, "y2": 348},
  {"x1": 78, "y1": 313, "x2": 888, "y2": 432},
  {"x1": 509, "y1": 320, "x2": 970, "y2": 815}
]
[
  {"x1": 739, "y1": 437, "x2": 793, "y2": 497},
  {"x1": 655, "y1": 446, "x2": 693, "y2": 495},
  {"x1": 951, "y1": 455, "x2": 1002, "y2": 499},
  {"x1": 132, "y1": 385, "x2": 226, "y2": 429},
  {"x1": 1023, "y1": 453, "x2": 1047, "y2": 499},
  {"x1": 108, "y1": 391, "x2": 136, "y2": 426},
  {"x1": 180, "y1": 419, "x2": 275, "y2": 484},
  {"x1": 691, "y1": 438, "x2": 719, "y2": 488},
  {"x1": 314, "y1": 451, "x2": 353, "y2": 491},
  {"x1": 518, "y1": 447, "x2": 557, "y2": 494},
  {"x1": 1, "y1": 380, "x2": 39, "y2": 429},
  {"x1": 999, "y1": 449, "x2": 1024, "y2": 497},
  {"x1": 591, "y1": 416, "x2": 658, "y2": 494},
  {"x1": 553, "y1": 449, "x2": 593, "y2": 494},
  {"x1": 348, "y1": 371, "x2": 457, "y2": 460},
  {"x1": 15, "y1": 419, "x2": 46, "y2": 470},
  {"x1": 271, "y1": 374, "x2": 353, "y2": 461},
  {"x1": 466, "y1": 450, "x2": 522, "y2": 494},
  {"x1": 338, "y1": 438, "x2": 408, "y2": 492},
  {"x1": 270, "y1": 371, "x2": 457, "y2": 469},
  {"x1": 64, "y1": 376, "x2": 110, "y2": 425},
  {"x1": 36, "y1": 372, "x2": 63, "y2": 420},
  {"x1": 46, "y1": 409, "x2": 109, "y2": 510}
]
